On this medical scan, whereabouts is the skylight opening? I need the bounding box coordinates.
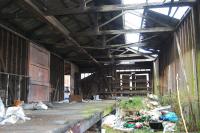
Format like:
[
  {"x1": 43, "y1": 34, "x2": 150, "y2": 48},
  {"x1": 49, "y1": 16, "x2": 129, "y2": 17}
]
[
  {"x1": 125, "y1": 33, "x2": 140, "y2": 44},
  {"x1": 150, "y1": 7, "x2": 170, "y2": 16},
  {"x1": 150, "y1": 6, "x2": 190, "y2": 20},
  {"x1": 124, "y1": 9, "x2": 144, "y2": 44},
  {"x1": 169, "y1": 7, "x2": 178, "y2": 17},
  {"x1": 122, "y1": 0, "x2": 188, "y2": 55},
  {"x1": 173, "y1": 6, "x2": 190, "y2": 19},
  {"x1": 81, "y1": 73, "x2": 93, "y2": 79}
]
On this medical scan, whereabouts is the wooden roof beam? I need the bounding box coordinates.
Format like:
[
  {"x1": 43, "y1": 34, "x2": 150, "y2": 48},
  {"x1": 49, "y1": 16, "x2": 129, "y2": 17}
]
[
  {"x1": 73, "y1": 27, "x2": 174, "y2": 36},
  {"x1": 18, "y1": 0, "x2": 100, "y2": 65}
]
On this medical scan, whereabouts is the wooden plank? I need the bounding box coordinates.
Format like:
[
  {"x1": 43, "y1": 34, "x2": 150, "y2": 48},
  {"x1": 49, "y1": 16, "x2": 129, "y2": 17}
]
[
  {"x1": 28, "y1": 43, "x2": 50, "y2": 102},
  {"x1": 73, "y1": 27, "x2": 174, "y2": 36},
  {"x1": 100, "y1": 90, "x2": 150, "y2": 94}
]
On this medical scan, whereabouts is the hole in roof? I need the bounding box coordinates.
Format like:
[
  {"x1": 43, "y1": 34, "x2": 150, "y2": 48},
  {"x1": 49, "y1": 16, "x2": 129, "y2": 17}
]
[
  {"x1": 150, "y1": 6, "x2": 189, "y2": 19},
  {"x1": 150, "y1": 7, "x2": 170, "y2": 16},
  {"x1": 122, "y1": 0, "x2": 190, "y2": 56},
  {"x1": 173, "y1": 6, "x2": 190, "y2": 19}
]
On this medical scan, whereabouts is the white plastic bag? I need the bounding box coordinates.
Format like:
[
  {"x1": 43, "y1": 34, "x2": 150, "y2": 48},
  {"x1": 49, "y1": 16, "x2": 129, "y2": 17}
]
[
  {"x1": 0, "y1": 106, "x2": 30, "y2": 125},
  {"x1": 23, "y1": 102, "x2": 48, "y2": 110},
  {"x1": 0, "y1": 97, "x2": 5, "y2": 119},
  {"x1": 34, "y1": 102, "x2": 48, "y2": 110},
  {"x1": 102, "y1": 115, "x2": 116, "y2": 128}
]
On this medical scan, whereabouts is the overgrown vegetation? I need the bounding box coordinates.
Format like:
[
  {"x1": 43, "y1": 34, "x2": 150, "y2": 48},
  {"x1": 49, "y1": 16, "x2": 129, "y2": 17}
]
[
  {"x1": 119, "y1": 97, "x2": 144, "y2": 110},
  {"x1": 102, "y1": 126, "x2": 122, "y2": 133},
  {"x1": 159, "y1": 91, "x2": 200, "y2": 132}
]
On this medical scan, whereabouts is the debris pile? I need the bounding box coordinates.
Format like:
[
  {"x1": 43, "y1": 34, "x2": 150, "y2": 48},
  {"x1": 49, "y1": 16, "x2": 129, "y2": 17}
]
[
  {"x1": 0, "y1": 97, "x2": 31, "y2": 125},
  {"x1": 23, "y1": 102, "x2": 48, "y2": 110},
  {"x1": 102, "y1": 95, "x2": 179, "y2": 132}
]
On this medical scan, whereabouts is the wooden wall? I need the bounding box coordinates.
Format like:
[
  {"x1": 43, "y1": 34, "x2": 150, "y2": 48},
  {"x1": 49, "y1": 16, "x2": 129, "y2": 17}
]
[
  {"x1": 0, "y1": 26, "x2": 29, "y2": 105},
  {"x1": 0, "y1": 24, "x2": 66, "y2": 104},
  {"x1": 50, "y1": 54, "x2": 64, "y2": 101},
  {"x1": 158, "y1": 9, "x2": 200, "y2": 131},
  {"x1": 81, "y1": 64, "x2": 153, "y2": 98},
  {"x1": 28, "y1": 43, "x2": 50, "y2": 102}
]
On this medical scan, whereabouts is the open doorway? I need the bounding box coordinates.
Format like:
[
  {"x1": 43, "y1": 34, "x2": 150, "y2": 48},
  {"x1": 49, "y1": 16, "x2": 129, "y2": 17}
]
[{"x1": 64, "y1": 63, "x2": 71, "y2": 100}]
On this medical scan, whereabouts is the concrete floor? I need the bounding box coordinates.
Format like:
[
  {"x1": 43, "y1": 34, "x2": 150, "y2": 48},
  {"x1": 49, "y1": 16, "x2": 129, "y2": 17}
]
[{"x1": 0, "y1": 100, "x2": 116, "y2": 133}]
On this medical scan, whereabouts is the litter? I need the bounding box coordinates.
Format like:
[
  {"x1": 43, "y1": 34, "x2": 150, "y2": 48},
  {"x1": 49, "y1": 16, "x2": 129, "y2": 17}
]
[
  {"x1": 0, "y1": 97, "x2": 5, "y2": 119},
  {"x1": 0, "y1": 106, "x2": 30, "y2": 125},
  {"x1": 123, "y1": 121, "x2": 135, "y2": 128},
  {"x1": 159, "y1": 112, "x2": 178, "y2": 122},
  {"x1": 102, "y1": 115, "x2": 116, "y2": 128},
  {"x1": 148, "y1": 110, "x2": 161, "y2": 121},
  {"x1": 93, "y1": 95, "x2": 102, "y2": 101},
  {"x1": 163, "y1": 121, "x2": 177, "y2": 132},
  {"x1": 147, "y1": 94, "x2": 159, "y2": 101},
  {"x1": 23, "y1": 102, "x2": 48, "y2": 110},
  {"x1": 56, "y1": 99, "x2": 69, "y2": 103},
  {"x1": 135, "y1": 122, "x2": 143, "y2": 129},
  {"x1": 101, "y1": 96, "x2": 179, "y2": 132},
  {"x1": 153, "y1": 105, "x2": 172, "y2": 112},
  {"x1": 149, "y1": 121, "x2": 164, "y2": 130},
  {"x1": 34, "y1": 102, "x2": 48, "y2": 110}
]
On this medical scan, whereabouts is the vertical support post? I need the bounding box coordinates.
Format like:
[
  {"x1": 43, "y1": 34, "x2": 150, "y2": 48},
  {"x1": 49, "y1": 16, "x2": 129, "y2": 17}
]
[
  {"x1": 5, "y1": 74, "x2": 9, "y2": 106},
  {"x1": 94, "y1": 13, "x2": 99, "y2": 32},
  {"x1": 17, "y1": 76, "x2": 22, "y2": 100}
]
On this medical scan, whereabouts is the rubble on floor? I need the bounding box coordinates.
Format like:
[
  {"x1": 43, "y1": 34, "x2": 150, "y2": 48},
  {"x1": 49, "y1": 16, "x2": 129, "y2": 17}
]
[
  {"x1": 23, "y1": 102, "x2": 48, "y2": 110},
  {"x1": 0, "y1": 97, "x2": 30, "y2": 125},
  {"x1": 102, "y1": 94, "x2": 179, "y2": 132}
]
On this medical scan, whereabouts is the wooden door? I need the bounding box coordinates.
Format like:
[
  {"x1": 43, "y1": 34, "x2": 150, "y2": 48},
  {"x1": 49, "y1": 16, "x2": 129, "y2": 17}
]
[{"x1": 28, "y1": 43, "x2": 50, "y2": 102}]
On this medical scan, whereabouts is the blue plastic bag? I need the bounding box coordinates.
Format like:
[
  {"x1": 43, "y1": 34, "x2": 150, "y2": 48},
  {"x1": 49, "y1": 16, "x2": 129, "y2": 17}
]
[{"x1": 159, "y1": 112, "x2": 178, "y2": 122}]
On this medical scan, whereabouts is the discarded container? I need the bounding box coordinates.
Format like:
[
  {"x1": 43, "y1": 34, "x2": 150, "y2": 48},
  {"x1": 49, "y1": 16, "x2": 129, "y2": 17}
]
[
  {"x1": 159, "y1": 112, "x2": 178, "y2": 122},
  {"x1": 149, "y1": 121, "x2": 164, "y2": 130},
  {"x1": 123, "y1": 121, "x2": 135, "y2": 128},
  {"x1": 135, "y1": 122, "x2": 143, "y2": 129}
]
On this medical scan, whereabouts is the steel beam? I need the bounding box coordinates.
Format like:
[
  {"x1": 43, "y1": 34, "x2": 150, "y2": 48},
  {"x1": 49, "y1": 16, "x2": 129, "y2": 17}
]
[
  {"x1": 45, "y1": 0, "x2": 196, "y2": 15},
  {"x1": 73, "y1": 27, "x2": 174, "y2": 35},
  {"x1": 18, "y1": 0, "x2": 99, "y2": 65}
]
